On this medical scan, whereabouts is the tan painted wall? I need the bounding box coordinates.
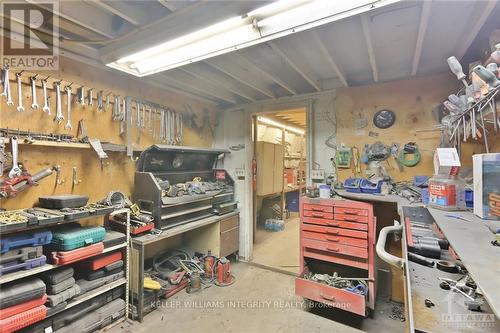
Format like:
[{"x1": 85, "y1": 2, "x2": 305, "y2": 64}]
[
  {"x1": 0, "y1": 57, "x2": 216, "y2": 212},
  {"x1": 333, "y1": 73, "x2": 498, "y2": 182}
]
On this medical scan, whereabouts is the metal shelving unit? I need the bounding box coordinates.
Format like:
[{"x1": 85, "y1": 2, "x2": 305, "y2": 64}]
[{"x1": 0, "y1": 208, "x2": 130, "y2": 331}]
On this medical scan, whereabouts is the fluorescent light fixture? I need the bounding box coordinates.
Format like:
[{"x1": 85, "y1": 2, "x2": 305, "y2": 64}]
[
  {"x1": 107, "y1": 0, "x2": 399, "y2": 77},
  {"x1": 258, "y1": 116, "x2": 305, "y2": 136}
]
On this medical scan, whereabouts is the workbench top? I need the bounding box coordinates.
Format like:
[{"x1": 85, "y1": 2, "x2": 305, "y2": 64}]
[
  {"x1": 132, "y1": 211, "x2": 239, "y2": 245},
  {"x1": 428, "y1": 208, "x2": 500, "y2": 318}
]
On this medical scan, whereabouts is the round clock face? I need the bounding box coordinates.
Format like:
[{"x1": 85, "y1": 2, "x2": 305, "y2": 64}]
[{"x1": 373, "y1": 109, "x2": 396, "y2": 129}]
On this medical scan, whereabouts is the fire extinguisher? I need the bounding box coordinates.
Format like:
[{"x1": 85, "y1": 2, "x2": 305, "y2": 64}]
[{"x1": 252, "y1": 158, "x2": 257, "y2": 191}]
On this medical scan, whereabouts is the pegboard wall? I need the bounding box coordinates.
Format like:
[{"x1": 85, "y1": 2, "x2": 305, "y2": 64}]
[{"x1": 1, "y1": 57, "x2": 217, "y2": 212}]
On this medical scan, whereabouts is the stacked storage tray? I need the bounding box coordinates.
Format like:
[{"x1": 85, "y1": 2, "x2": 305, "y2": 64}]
[
  {"x1": 0, "y1": 305, "x2": 47, "y2": 333},
  {"x1": 86, "y1": 261, "x2": 123, "y2": 281},
  {"x1": 77, "y1": 271, "x2": 124, "y2": 293},
  {"x1": 49, "y1": 243, "x2": 104, "y2": 265},
  {"x1": 86, "y1": 251, "x2": 122, "y2": 271},
  {"x1": 0, "y1": 278, "x2": 48, "y2": 333},
  {"x1": 51, "y1": 224, "x2": 106, "y2": 251},
  {"x1": 40, "y1": 267, "x2": 74, "y2": 285},
  {"x1": 56, "y1": 298, "x2": 125, "y2": 333},
  {"x1": 46, "y1": 277, "x2": 75, "y2": 295},
  {"x1": 0, "y1": 231, "x2": 52, "y2": 253},
  {"x1": 0, "y1": 295, "x2": 47, "y2": 320},
  {"x1": 46, "y1": 285, "x2": 81, "y2": 307},
  {"x1": 102, "y1": 231, "x2": 126, "y2": 248},
  {"x1": 20, "y1": 288, "x2": 123, "y2": 333},
  {"x1": 0, "y1": 246, "x2": 46, "y2": 276},
  {"x1": 0, "y1": 278, "x2": 46, "y2": 309}
]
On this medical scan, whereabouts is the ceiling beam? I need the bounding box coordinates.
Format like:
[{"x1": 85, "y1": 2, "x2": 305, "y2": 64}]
[
  {"x1": 267, "y1": 41, "x2": 321, "y2": 91},
  {"x1": 456, "y1": 0, "x2": 497, "y2": 60},
  {"x1": 204, "y1": 59, "x2": 274, "y2": 99},
  {"x1": 179, "y1": 67, "x2": 255, "y2": 102},
  {"x1": 160, "y1": 71, "x2": 239, "y2": 104},
  {"x1": 310, "y1": 31, "x2": 349, "y2": 87},
  {"x1": 157, "y1": 0, "x2": 177, "y2": 12},
  {"x1": 411, "y1": 0, "x2": 432, "y2": 76},
  {"x1": 26, "y1": 0, "x2": 120, "y2": 39},
  {"x1": 85, "y1": 0, "x2": 141, "y2": 26},
  {"x1": 235, "y1": 53, "x2": 298, "y2": 95},
  {"x1": 360, "y1": 14, "x2": 378, "y2": 82}
]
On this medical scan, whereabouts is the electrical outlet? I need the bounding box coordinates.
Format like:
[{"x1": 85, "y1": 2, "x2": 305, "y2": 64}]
[
  {"x1": 235, "y1": 168, "x2": 245, "y2": 180},
  {"x1": 310, "y1": 169, "x2": 325, "y2": 181}
]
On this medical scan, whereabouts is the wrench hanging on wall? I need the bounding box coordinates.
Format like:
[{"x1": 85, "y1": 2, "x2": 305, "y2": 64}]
[
  {"x1": 105, "y1": 93, "x2": 110, "y2": 112},
  {"x1": 97, "y1": 90, "x2": 103, "y2": 112},
  {"x1": 41, "y1": 77, "x2": 51, "y2": 115},
  {"x1": 16, "y1": 71, "x2": 24, "y2": 112},
  {"x1": 76, "y1": 86, "x2": 85, "y2": 105},
  {"x1": 64, "y1": 83, "x2": 73, "y2": 130},
  {"x1": 159, "y1": 109, "x2": 165, "y2": 142},
  {"x1": 87, "y1": 88, "x2": 93, "y2": 108},
  {"x1": 1, "y1": 66, "x2": 13, "y2": 106},
  {"x1": 8, "y1": 136, "x2": 22, "y2": 179},
  {"x1": 54, "y1": 81, "x2": 64, "y2": 123},
  {"x1": 30, "y1": 75, "x2": 39, "y2": 110}
]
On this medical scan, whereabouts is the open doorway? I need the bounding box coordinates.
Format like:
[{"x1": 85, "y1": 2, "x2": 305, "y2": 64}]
[{"x1": 251, "y1": 108, "x2": 307, "y2": 275}]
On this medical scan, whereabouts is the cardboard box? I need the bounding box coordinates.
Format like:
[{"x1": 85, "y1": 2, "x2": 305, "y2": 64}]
[
  {"x1": 473, "y1": 153, "x2": 500, "y2": 220},
  {"x1": 433, "y1": 148, "x2": 461, "y2": 176}
]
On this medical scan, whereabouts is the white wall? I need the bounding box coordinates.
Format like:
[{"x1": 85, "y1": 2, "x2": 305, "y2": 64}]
[{"x1": 213, "y1": 92, "x2": 338, "y2": 260}]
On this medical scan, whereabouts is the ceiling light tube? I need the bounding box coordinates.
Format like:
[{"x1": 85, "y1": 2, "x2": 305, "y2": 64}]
[{"x1": 107, "y1": 0, "x2": 400, "y2": 77}]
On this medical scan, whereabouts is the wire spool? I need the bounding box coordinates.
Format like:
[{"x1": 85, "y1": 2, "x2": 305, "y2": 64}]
[{"x1": 397, "y1": 147, "x2": 421, "y2": 167}]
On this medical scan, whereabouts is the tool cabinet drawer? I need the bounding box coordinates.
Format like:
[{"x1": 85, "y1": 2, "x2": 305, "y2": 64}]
[
  {"x1": 295, "y1": 273, "x2": 366, "y2": 316},
  {"x1": 302, "y1": 217, "x2": 368, "y2": 231},
  {"x1": 303, "y1": 204, "x2": 333, "y2": 213},
  {"x1": 220, "y1": 215, "x2": 239, "y2": 232},
  {"x1": 302, "y1": 238, "x2": 368, "y2": 259},
  {"x1": 302, "y1": 231, "x2": 367, "y2": 248},
  {"x1": 334, "y1": 207, "x2": 368, "y2": 216},
  {"x1": 301, "y1": 224, "x2": 367, "y2": 239},
  {"x1": 334, "y1": 213, "x2": 368, "y2": 224},
  {"x1": 302, "y1": 210, "x2": 334, "y2": 219}
]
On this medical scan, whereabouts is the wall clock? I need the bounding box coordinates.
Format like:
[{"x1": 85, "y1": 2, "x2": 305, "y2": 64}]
[{"x1": 373, "y1": 109, "x2": 396, "y2": 129}]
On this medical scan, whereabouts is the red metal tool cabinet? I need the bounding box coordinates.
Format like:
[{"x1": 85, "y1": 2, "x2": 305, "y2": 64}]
[{"x1": 295, "y1": 197, "x2": 376, "y2": 317}]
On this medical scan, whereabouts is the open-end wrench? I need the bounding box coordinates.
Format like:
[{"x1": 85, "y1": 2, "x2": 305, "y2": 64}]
[
  {"x1": 54, "y1": 81, "x2": 64, "y2": 123},
  {"x1": 65, "y1": 84, "x2": 73, "y2": 130},
  {"x1": 8, "y1": 136, "x2": 22, "y2": 179},
  {"x1": 105, "y1": 93, "x2": 110, "y2": 112},
  {"x1": 149, "y1": 108, "x2": 153, "y2": 132},
  {"x1": 97, "y1": 90, "x2": 103, "y2": 112},
  {"x1": 141, "y1": 104, "x2": 146, "y2": 128},
  {"x1": 112, "y1": 96, "x2": 118, "y2": 120},
  {"x1": 16, "y1": 72, "x2": 24, "y2": 112},
  {"x1": 41, "y1": 77, "x2": 51, "y2": 115},
  {"x1": 3, "y1": 67, "x2": 14, "y2": 106},
  {"x1": 177, "y1": 112, "x2": 183, "y2": 143},
  {"x1": 1, "y1": 66, "x2": 8, "y2": 98},
  {"x1": 76, "y1": 86, "x2": 85, "y2": 105},
  {"x1": 87, "y1": 88, "x2": 93, "y2": 107},
  {"x1": 160, "y1": 109, "x2": 165, "y2": 142},
  {"x1": 30, "y1": 75, "x2": 39, "y2": 109},
  {"x1": 135, "y1": 101, "x2": 141, "y2": 127}
]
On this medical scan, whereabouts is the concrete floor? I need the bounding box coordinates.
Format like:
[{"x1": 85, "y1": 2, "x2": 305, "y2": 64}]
[
  {"x1": 112, "y1": 263, "x2": 404, "y2": 333},
  {"x1": 252, "y1": 215, "x2": 300, "y2": 274}
]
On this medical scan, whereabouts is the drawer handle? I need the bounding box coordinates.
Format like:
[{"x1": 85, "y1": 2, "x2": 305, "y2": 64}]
[
  {"x1": 343, "y1": 217, "x2": 359, "y2": 222},
  {"x1": 326, "y1": 237, "x2": 339, "y2": 242},
  {"x1": 325, "y1": 230, "x2": 339, "y2": 235},
  {"x1": 326, "y1": 222, "x2": 339, "y2": 227},
  {"x1": 311, "y1": 207, "x2": 325, "y2": 212},
  {"x1": 320, "y1": 293, "x2": 336, "y2": 302},
  {"x1": 326, "y1": 247, "x2": 339, "y2": 252},
  {"x1": 312, "y1": 213, "x2": 324, "y2": 217}
]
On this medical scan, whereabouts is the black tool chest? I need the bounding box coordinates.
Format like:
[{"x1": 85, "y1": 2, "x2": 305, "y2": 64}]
[
  {"x1": 133, "y1": 145, "x2": 237, "y2": 230},
  {"x1": 0, "y1": 201, "x2": 129, "y2": 333}
]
